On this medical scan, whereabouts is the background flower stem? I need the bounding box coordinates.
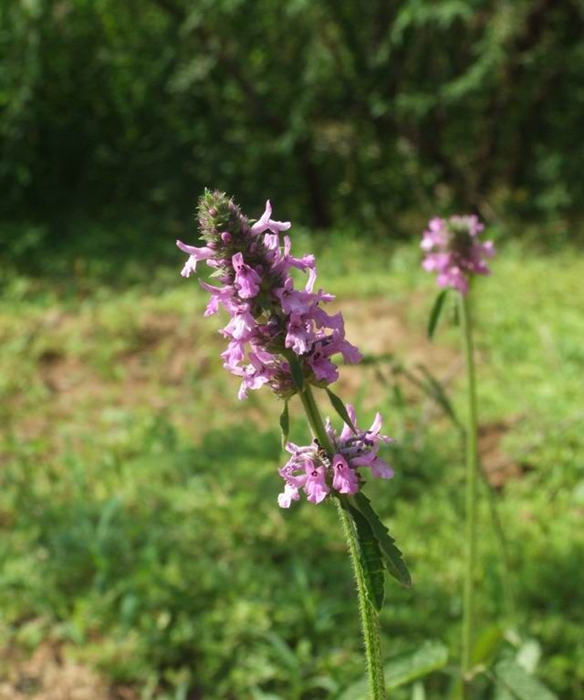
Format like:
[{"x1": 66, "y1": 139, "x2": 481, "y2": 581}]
[{"x1": 459, "y1": 292, "x2": 479, "y2": 698}]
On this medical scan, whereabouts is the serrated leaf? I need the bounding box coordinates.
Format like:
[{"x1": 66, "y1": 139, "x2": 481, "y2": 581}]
[
  {"x1": 345, "y1": 502, "x2": 385, "y2": 611},
  {"x1": 493, "y1": 660, "x2": 557, "y2": 700},
  {"x1": 350, "y1": 492, "x2": 411, "y2": 588},
  {"x1": 428, "y1": 289, "x2": 449, "y2": 339},
  {"x1": 339, "y1": 641, "x2": 447, "y2": 700},
  {"x1": 279, "y1": 402, "x2": 289, "y2": 451},
  {"x1": 288, "y1": 354, "x2": 304, "y2": 391},
  {"x1": 325, "y1": 387, "x2": 357, "y2": 434}
]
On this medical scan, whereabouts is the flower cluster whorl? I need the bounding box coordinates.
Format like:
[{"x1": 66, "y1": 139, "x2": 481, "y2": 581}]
[
  {"x1": 421, "y1": 215, "x2": 495, "y2": 295},
  {"x1": 177, "y1": 191, "x2": 362, "y2": 400},
  {"x1": 278, "y1": 405, "x2": 394, "y2": 508}
]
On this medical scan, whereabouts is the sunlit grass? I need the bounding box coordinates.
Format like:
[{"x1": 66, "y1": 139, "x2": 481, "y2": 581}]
[{"x1": 0, "y1": 230, "x2": 583, "y2": 698}]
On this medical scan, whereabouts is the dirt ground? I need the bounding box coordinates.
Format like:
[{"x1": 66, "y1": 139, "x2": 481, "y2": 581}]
[{"x1": 0, "y1": 645, "x2": 124, "y2": 700}]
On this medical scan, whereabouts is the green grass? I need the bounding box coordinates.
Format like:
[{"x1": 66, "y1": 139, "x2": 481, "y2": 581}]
[{"x1": 0, "y1": 227, "x2": 583, "y2": 699}]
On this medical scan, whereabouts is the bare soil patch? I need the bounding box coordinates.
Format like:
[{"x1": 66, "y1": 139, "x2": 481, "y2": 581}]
[{"x1": 0, "y1": 644, "x2": 130, "y2": 700}]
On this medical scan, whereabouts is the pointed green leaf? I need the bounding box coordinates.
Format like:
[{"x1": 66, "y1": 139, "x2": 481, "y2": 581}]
[
  {"x1": 493, "y1": 660, "x2": 557, "y2": 700},
  {"x1": 325, "y1": 387, "x2": 357, "y2": 434},
  {"x1": 350, "y1": 492, "x2": 411, "y2": 588},
  {"x1": 427, "y1": 289, "x2": 449, "y2": 340},
  {"x1": 288, "y1": 355, "x2": 304, "y2": 392},
  {"x1": 345, "y1": 502, "x2": 385, "y2": 611},
  {"x1": 339, "y1": 641, "x2": 448, "y2": 700},
  {"x1": 279, "y1": 401, "x2": 289, "y2": 451}
]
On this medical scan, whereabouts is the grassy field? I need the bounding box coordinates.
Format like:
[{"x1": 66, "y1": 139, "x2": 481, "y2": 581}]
[{"x1": 0, "y1": 228, "x2": 583, "y2": 699}]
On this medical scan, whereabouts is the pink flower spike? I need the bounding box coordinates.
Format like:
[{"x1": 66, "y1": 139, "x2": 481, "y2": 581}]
[{"x1": 421, "y1": 215, "x2": 496, "y2": 295}]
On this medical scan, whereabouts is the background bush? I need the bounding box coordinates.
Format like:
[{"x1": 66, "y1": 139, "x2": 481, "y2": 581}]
[{"x1": 2, "y1": 0, "x2": 584, "y2": 236}]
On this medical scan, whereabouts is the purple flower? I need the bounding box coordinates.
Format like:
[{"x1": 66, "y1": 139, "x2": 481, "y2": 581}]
[
  {"x1": 277, "y1": 484, "x2": 300, "y2": 509},
  {"x1": 272, "y1": 235, "x2": 316, "y2": 274},
  {"x1": 176, "y1": 241, "x2": 215, "y2": 278},
  {"x1": 177, "y1": 192, "x2": 397, "y2": 514},
  {"x1": 306, "y1": 346, "x2": 339, "y2": 385},
  {"x1": 221, "y1": 340, "x2": 245, "y2": 370},
  {"x1": 199, "y1": 281, "x2": 235, "y2": 317},
  {"x1": 234, "y1": 353, "x2": 275, "y2": 399},
  {"x1": 177, "y1": 192, "x2": 362, "y2": 401},
  {"x1": 275, "y1": 278, "x2": 309, "y2": 315},
  {"x1": 277, "y1": 406, "x2": 394, "y2": 507},
  {"x1": 304, "y1": 463, "x2": 330, "y2": 504},
  {"x1": 285, "y1": 313, "x2": 315, "y2": 355},
  {"x1": 421, "y1": 215, "x2": 496, "y2": 294},
  {"x1": 251, "y1": 200, "x2": 292, "y2": 235},
  {"x1": 232, "y1": 252, "x2": 262, "y2": 299},
  {"x1": 332, "y1": 454, "x2": 360, "y2": 494}
]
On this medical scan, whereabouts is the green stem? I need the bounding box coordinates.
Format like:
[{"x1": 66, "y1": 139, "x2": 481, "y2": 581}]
[
  {"x1": 299, "y1": 385, "x2": 333, "y2": 452},
  {"x1": 337, "y1": 500, "x2": 386, "y2": 700},
  {"x1": 299, "y1": 384, "x2": 387, "y2": 700},
  {"x1": 459, "y1": 292, "x2": 479, "y2": 698}
]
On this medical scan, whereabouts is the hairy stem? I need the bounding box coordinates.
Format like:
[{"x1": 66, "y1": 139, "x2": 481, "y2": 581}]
[
  {"x1": 460, "y1": 293, "x2": 479, "y2": 698},
  {"x1": 336, "y1": 500, "x2": 386, "y2": 700},
  {"x1": 300, "y1": 385, "x2": 387, "y2": 699}
]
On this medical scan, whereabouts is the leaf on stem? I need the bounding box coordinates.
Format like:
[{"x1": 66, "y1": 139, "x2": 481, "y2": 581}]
[
  {"x1": 279, "y1": 401, "x2": 289, "y2": 451},
  {"x1": 325, "y1": 387, "x2": 357, "y2": 434},
  {"x1": 427, "y1": 289, "x2": 449, "y2": 340},
  {"x1": 345, "y1": 501, "x2": 385, "y2": 611},
  {"x1": 350, "y1": 492, "x2": 412, "y2": 588}
]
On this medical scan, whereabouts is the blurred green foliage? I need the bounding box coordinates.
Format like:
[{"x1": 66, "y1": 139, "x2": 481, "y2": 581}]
[{"x1": 1, "y1": 0, "x2": 584, "y2": 234}]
